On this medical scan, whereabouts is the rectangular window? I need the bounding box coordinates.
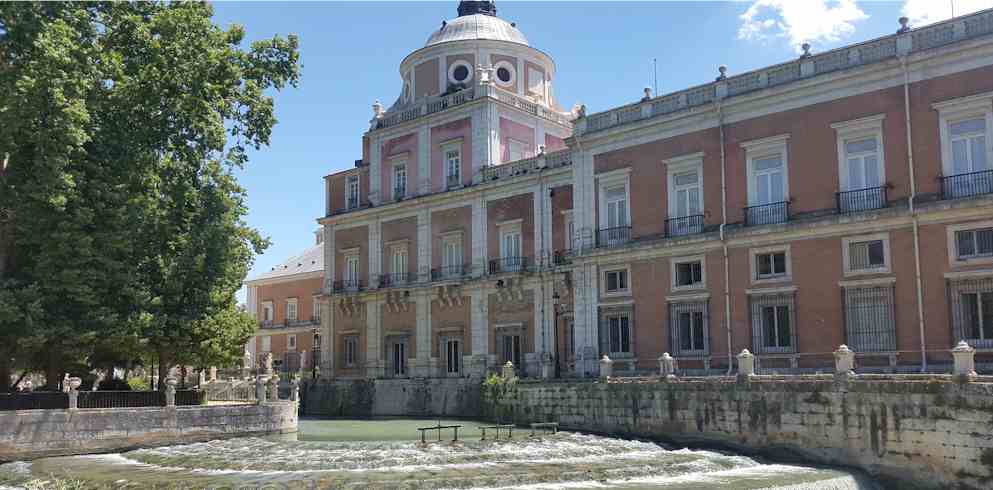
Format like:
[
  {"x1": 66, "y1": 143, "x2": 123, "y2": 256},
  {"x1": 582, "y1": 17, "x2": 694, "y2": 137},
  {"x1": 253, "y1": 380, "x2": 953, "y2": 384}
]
[
  {"x1": 843, "y1": 137, "x2": 882, "y2": 191},
  {"x1": 606, "y1": 314, "x2": 631, "y2": 354},
  {"x1": 604, "y1": 185, "x2": 628, "y2": 229},
  {"x1": 951, "y1": 278, "x2": 993, "y2": 349},
  {"x1": 391, "y1": 246, "x2": 408, "y2": 276},
  {"x1": 604, "y1": 269, "x2": 628, "y2": 293},
  {"x1": 956, "y1": 228, "x2": 993, "y2": 259},
  {"x1": 347, "y1": 175, "x2": 360, "y2": 209},
  {"x1": 563, "y1": 212, "x2": 575, "y2": 251},
  {"x1": 527, "y1": 67, "x2": 543, "y2": 95},
  {"x1": 675, "y1": 261, "x2": 703, "y2": 288},
  {"x1": 312, "y1": 296, "x2": 321, "y2": 322},
  {"x1": 500, "y1": 227, "x2": 522, "y2": 259},
  {"x1": 261, "y1": 336, "x2": 271, "y2": 352},
  {"x1": 389, "y1": 339, "x2": 407, "y2": 377},
  {"x1": 669, "y1": 302, "x2": 708, "y2": 356},
  {"x1": 499, "y1": 334, "x2": 522, "y2": 367},
  {"x1": 344, "y1": 336, "x2": 359, "y2": 368},
  {"x1": 843, "y1": 286, "x2": 897, "y2": 352},
  {"x1": 442, "y1": 235, "x2": 463, "y2": 271},
  {"x1": 286, "y1": 298, "x2": 298, "y2": 321},
  {"x1": 507, "y1": 139, "x2": 530, "y2": 162},
  {"x1": 750, "y1": 294, "x2": 795, "y2": 353},
  {"x1": 445, "y1": 338, "x2": 462, "y2": 375},
  {"x1": 671, "y1": 170, "x2": 702, "y2": 218},
  {"x1": 393, "y1": 164, "x2": 407, "y2": 199},
  {"x1": 752, "y1": 154, "x2": 786, "y2": 205},
  {"x1": 288, "y1": 334, "x2": 297, "y2": 350},
  {"x1": 446, "y1": 148, "x2": 461, "y2": 187},
  {"x1": 345, "y1": 254, "x2": 360, "y2": 284},
  {"x1": 848, "y1": 240, "x2": 886, "y2": 271},
  {"x1": 262, "y1": 302, "x2": 274, "y2": 322},
  {"x1": 756, "y1": 251, "x2": 788, "y2": 279},
  {"x1": 950, "y1": 117, "x2": 990, "y2": 175}
]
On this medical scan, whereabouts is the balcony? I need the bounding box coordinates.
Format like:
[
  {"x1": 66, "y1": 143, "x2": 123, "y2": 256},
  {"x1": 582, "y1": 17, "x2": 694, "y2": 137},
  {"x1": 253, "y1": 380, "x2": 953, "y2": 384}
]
[
  {"x1": 393, "y1": 186, "x2": 407, "y2": 201},
  {"x1": 378, "y1": 273, "x2": 414, "y2": 288},
  {"x1": 489, "y1": 256, "x2": 530, "y2": 274},
  {"x1": 346, "y1": 197, "x2": 360, "y2": 210},
  {"x1": 744, "y1": 201, "x2": 790, "y2": 226},
  {"x1": 332, "y1": 280, "x2": 365, "y2": 294},
  {"x1": 432, "y1": 264, "x2": 469, "y2": 281},
  {"x1": 596, "y1": 226, "x2": 632, "y2": 248},
  {"x1": 940, "y1": 169, "x2": 993, "y2": 200},
  {"x1": 836, "y1": 186, "x2": 888, "y2": 214},
  {"x1": 446, "y1": 174, "x2": 462, "y2": 190},
  {"x1": 287, "y1": 318, "x2": 320, "y2": 327},
  {"x1": 665, "y1": 215, "x2": 704, "y2": 237}
]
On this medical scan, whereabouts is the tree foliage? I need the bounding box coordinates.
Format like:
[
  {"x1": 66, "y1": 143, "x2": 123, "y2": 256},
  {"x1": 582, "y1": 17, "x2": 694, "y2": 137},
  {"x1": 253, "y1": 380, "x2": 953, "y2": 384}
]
[{"x1": 0, "y1": 2, "x2": 300, "y2": 390}]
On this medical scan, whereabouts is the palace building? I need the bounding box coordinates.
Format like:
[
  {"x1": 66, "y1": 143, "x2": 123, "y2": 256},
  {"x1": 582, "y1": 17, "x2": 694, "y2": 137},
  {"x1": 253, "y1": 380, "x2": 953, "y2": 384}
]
[{"x1": 249, "y1": 1, "x2": 993, "y2": 379}]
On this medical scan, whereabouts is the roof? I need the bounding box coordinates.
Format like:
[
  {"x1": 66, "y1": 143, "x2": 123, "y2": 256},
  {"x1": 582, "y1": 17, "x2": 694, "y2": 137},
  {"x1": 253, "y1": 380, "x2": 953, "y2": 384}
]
[
  {"x1": 248, "y1": 242, "x2": 323, "y2": 283},
  {"x1": 424, "y1": 14, "x2": 529, "y2": 48}
]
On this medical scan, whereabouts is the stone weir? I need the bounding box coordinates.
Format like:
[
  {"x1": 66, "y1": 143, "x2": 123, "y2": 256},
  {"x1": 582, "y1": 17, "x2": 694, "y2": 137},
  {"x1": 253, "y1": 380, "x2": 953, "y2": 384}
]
[
  {"x1": 480, "y1": 373, "x2": 993, "y2": 490},
  {"x1": 301, "y1": 377, "x2": 482, "y2": 418},
  {"x1": 0, "y1": 401, "x2": 298, "y2": 461}
]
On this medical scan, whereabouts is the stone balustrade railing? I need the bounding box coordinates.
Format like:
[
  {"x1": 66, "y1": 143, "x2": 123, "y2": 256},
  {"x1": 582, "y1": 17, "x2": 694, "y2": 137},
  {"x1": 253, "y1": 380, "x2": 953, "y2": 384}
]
[
  {"x1": 576, "y1": 8, "x2": 993, "y2": 136},
  {"x1": 477, "y1": 149, "x2": 573, "y2": 184}
]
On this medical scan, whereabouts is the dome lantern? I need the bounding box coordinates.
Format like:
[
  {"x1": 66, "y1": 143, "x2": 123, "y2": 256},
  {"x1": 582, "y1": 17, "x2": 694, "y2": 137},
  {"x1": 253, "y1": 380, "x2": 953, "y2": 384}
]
[{"x1": 457, "y1": 1, "x2": 497, "y2": 17}]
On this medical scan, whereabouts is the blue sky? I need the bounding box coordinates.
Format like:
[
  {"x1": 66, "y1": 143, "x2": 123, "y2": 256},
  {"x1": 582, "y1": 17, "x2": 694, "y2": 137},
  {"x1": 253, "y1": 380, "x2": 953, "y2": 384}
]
[{"x1": 211, "y1": 0, "x2": 992, "y2": 302}]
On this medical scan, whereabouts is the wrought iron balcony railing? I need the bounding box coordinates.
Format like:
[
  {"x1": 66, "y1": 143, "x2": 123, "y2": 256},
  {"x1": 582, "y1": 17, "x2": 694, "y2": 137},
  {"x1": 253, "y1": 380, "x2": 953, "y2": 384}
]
[
  {"x1": 940, "y1": 169, "x2": 993, "y2": 200},
  {"x1": 346, "y1": 197, "x2": 359, "y2": 210},
  {"x1": 489, "y1": 256, "x2": 529, "y2": 274},
  {"x1": 595, "y1": 226, "x2": 632, "y2": 248},
  {"x1": 665, "y1": 215, "x2": 704, "y2": 237},
  {"x1": 393, "y1": 186, "x2": 407, "y2": 201},
  {"x1": 378, "y1": 273, "x2": 414, "y2": 288},
  {"x1": 836, "y1": 186, "x2": 888, "y2": 214},
  {"x1": 332, "y1": 280, "x2": 365, "y2": 293},
  {"x1": 446, "y1": 174, "x2": 462, "y2": 190},
  {"x1": 744, "y1": 201, "x2": 790, "y2": 226},
  {"x1": 431, "y1": 264, "x2": 469, "y2": 281}
]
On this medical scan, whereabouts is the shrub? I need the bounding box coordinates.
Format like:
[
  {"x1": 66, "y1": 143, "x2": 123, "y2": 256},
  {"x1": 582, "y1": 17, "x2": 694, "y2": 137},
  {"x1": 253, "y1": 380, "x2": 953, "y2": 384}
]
[
  {"x1": 96, "y1": 378, "x2": 131, "y2": 391},
  {"x1": 126, "y1": 377, "x2": 151, "y2": 391}
]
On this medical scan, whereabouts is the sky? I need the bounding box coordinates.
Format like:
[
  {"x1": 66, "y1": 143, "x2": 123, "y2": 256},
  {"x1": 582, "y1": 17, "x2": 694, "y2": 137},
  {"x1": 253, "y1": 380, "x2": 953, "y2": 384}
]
[{"x1": 211, "y1": 0, "x2": 993, "y2": 303}]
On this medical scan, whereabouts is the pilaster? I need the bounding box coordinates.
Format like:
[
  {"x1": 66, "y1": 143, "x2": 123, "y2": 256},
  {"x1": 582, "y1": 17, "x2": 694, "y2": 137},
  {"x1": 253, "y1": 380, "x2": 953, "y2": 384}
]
[
  {"x1": 471, "y1": 196, "x2": 488, "y2": 276},
  {"x1": 324, "y1": 224, "x2": 335, "y2": 291},
  {"x1": 369, "y1": 136, "x2": 382, "y2": 205},
  {"x1": 369, "y1": 219, "x2": 382, "y2": 287},
  {"x1": 365, "y1": 298, "x2": 384, "y2": 379},
  {"x1": 417, "y1": 209, "x2": 432, "y2": 281},
  {"x1": 571, "y1": 264, "x2": 599, "y2": 377},
  {"x1": 469, "y1": 287, "x2": 490, "y2": 376},
  {"x1": 320, "y1": 301, "x2": 334, "y2": 378},
  {"x1": 418, "y1": 125, "x2": 431, "y2": 195},
  {"x1": 414, "y1": 291, "x2": 433, "y2": 377}
]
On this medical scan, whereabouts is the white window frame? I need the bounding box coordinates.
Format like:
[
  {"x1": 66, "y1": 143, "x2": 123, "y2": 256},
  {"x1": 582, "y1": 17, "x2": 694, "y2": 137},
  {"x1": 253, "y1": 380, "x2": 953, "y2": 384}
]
[
  {"x1": 947, "y1": 219, "x2": 993, "y2": 268},
  {"x1": 562, "y1": 210, "x2": 575, "y2": 251},
  {"x1": 312, "y1": 295, "x2": 321, "y2": 322},
  {"x1": 287, "y1": 333, "x2": 297, "y2": 351},
  {"x1": 527, "y1": 66, "x2": 544, "y2": 95},
  {"x1": 498, "y1": 220, "x2": 523, "y2": 263},
  {"x1": 344, "y1": 335, "x2": 359, "y2": 368},
  {"x1": 600, "y1": 264, "x2": 631, "y2": 298},
  {"x1": 493, "y1": 60, "x2": 516, "y2": 88},
  {"x1": 389, "y1": 242, "x2": 409, "y2": 277},
  {"x1": 596, "y1": 168, "x2": 632, "y2": 235},
  {"x1": 346, "y1": 174, "x2": 360, "y2": 208},
  {"x1": 749, "y1": 244, "x2": 792, "y2": 285},
  {"x1": 286, "y1": 298, "x2": 298, "y2": 322},
  {"x1": 261, "y1": 301, "x2": 274, "y2": 322},
  {"x1": 934, "y1": 91, "x2": 993, "y2": 177},
  {"x1": 604, "y1": 312, "x2": 633, "y2": 356},
  {"x1": 671, "y1": 255, "x2": 707, "y2": 291},
  {"x1": 441, "y1": 139, "x2": 462, "y2": 187},
  {"x1": 743, "y1": 134, "x2": 790, "y2": 207},
  {"x1": 441, "y1": 231, "x2": 464, "y2": 273},
  {"x1": 342, "y1": 248, "x2": 360, "y2": 285},
  {"x1": 507, "y1": 138, "x2": 531, "y2": 163},
  {"x1": 831, "y1": 115, "x2": 886, "y2": 192},
  {"x1": 664, "y1": 152, "x2": 704, "y2": 219},
  {"x1": 391, "y1": 157, "x2": 408, "y2": 200},
  {"x1": 842, "y1": 233, "x2": 891, "y2": 276},
  {"x1": 261, "y1": 335, "x2": 271, "y2": 353},
  {"x1": 447, "y1": 60, "x2": 474, "y2": 86}
]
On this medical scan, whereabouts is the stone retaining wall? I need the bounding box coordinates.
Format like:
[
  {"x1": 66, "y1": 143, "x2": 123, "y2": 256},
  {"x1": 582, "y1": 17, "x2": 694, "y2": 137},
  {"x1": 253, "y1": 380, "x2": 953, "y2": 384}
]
[
  {"x1": 0, "y1": 401, "x2": 298, "y2": 461},
  {"x1": 302, "y1": 378, "x2": 481, "y2": 417},
  {"x1": 481, "y1": 375, "x2": 993, "y2": 490}
]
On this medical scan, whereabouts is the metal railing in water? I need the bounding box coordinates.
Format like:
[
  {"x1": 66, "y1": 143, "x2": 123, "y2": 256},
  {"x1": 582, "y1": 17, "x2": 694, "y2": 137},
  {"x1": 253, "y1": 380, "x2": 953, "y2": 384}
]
[
  {"x1": 940, "y1": 169, "x2": 993, "y2": 200},
  {"x1": 836, "y1": 186, "x2": 888, "y2": 214},
  {"x1": 417, "y1": 424, "x2": 463, "y2": 443}
]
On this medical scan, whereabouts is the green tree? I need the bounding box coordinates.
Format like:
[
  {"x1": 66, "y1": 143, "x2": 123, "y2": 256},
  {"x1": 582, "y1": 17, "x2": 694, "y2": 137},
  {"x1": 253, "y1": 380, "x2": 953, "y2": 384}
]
[{"x1": 0, "y1": 3, "x2": 299, "y2": 389}]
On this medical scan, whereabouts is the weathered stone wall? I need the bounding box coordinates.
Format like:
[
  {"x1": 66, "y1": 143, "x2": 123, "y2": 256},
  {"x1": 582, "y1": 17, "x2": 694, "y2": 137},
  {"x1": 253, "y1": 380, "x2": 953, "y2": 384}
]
[
  {"x1": 302, "y1": 378, "x2": 481, "y2": 418},
  {"x1": 0, "y1": 401, "x2": 298, "y2": 461},
  {"x1": 481, "y1": 376, "x2": 993, "y2": 490}
]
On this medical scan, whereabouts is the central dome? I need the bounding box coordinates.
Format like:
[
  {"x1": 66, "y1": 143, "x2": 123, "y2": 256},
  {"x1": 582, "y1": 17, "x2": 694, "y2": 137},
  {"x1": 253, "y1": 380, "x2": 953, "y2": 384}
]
[{"x1": 424, "y1": 13, "x2": 529, "y2": 48}]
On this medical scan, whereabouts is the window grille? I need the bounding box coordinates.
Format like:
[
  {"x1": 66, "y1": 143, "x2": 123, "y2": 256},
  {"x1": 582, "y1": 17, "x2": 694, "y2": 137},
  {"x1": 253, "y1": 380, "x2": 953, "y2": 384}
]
[
  {"x1": 669, "y1": 301, "x2": 709, "y2": 356},
  {"x1": 956, "y1": 228, "x2": 993, "y2": 259},
  {"x1": 750, "y1": 293, "x2": 796, "y2": 354},
  {"x1": 843, "y1": 286, "x2": 897, "y2": 352},
  {"x1": 344, "y1": 336, "x2": 359, "y2": 368},
  {"x1": 599, "y1": 307, "x2": 634, "y2": 356},
  {"x1": 950, "y1": 278, "x2": 993, "y2": 350}
]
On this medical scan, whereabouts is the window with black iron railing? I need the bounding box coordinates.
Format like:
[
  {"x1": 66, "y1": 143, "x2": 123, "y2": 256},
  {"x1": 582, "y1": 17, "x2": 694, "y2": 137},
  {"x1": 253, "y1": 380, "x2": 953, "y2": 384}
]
[
  {"x1": 744, "y1": 201, "x2": 790, "y2": 226},
  {"x1": 940, "y1": 169, "x2": 993, "y2": 200},
  {"x1": 332, "y1": 279, "x2": 365, "y2": 293},
  {"x1": 394, "y1": 186, "x2": 406, "y2": 200},
  {"x1": 836, "y1": 186, "x2": 888, "y2": 213},
  {"x1": 446, "y1": 174, "x2": 461, "y2": 190},
  {"x1": 432, "y1": 263, "x2": 468, "y2": 281},
  {"x1": 489, "y1": 256, "x2": 529, "y2": 274},
  {"x1": 665, "y1": 215, "x2": 704, "y2": 237},
  {"x1": 346, "y1": 196, "x2": 359, "y2": 210},
  {"x1": 379, "y1": 272, "x2": 414, "y2": 288},
  {"x1": 595, "y1": 226, "x2": 632, "y2": 248}
]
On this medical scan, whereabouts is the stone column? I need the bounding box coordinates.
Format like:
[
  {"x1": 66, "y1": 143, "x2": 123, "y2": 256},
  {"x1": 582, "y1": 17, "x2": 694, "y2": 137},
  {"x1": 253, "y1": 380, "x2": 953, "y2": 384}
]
[
  {"x1": 209, "y1": 366, "x2": 217, "y2": 383},
  {"x1": 417, "y1": 209, "x2": 431, "y2": 281},
  {"x1": 164, "y1": 377, "x2": 177, "y2": 407},
  {"x1": 572, "y1": 265, "x2": 600, "y2": 377},
  {"x1": 369, "y1": 135, "x2": 382, "y2": 205},
  {"x1": 471, "y1": 197, "x2": 488, "y2": 277},
  {"x1": 953, "y1": 341, "x2": 976, "y2": 379},
  {"x1": 415, "y1": 290, "x2": 433, "y2": 377},
  {"x1": 365, "y1": 298, "x2": 384, "y2": 378},
  {"x1": 418, "y1": 126, "x2": 431, "y2": 195},
  {"x1": 469, "y1": 287, "x2": 490, "y2": 377},
  {"x1": 369, "y1": 219, "x2": 382, "y2": 288},
  {"x1": 321, "y1": 299, "x2": 334, "y2": 379},
  {"x1": 290, "y1": 377, "x2": 300, "y2": 402}
]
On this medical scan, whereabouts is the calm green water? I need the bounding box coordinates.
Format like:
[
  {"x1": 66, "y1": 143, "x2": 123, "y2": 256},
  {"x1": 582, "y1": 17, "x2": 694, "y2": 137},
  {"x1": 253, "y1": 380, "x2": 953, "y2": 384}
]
[{"x1": 0, "y1": 418, "x2": 879, "y2": 489}]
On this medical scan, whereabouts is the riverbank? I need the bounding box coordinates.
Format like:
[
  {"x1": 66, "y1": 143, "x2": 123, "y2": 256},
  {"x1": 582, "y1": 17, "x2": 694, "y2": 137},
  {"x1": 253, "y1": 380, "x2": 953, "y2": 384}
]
[{"x1": 0, "y1": 401, "x2": 298, "y2": 461}]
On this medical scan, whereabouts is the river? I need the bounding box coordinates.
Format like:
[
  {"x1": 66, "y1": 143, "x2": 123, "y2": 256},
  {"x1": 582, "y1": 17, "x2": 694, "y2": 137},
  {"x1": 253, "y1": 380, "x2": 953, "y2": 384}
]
[{"x1": 0, "y1": 418, "x2": 879, "y2": 489}]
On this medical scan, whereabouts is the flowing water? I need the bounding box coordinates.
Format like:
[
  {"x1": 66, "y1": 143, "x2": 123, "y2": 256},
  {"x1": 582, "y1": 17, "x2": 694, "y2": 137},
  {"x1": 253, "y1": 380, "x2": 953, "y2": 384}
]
[{"x1": 0, "y1": 418, "x2": 879, "y2": 489}]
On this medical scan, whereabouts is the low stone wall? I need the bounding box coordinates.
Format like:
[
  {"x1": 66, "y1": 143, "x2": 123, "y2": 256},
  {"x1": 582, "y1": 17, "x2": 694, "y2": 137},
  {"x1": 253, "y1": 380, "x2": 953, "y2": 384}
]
[
  {"x1": 302, "y1": 378, "x2": 481, "y2": 418},
  {"x1": 0, "y1": 401, "x2": 298, "y2": 461},
  {"x1": 482, "y1": 375, "x2": 993, "y2": 490}
]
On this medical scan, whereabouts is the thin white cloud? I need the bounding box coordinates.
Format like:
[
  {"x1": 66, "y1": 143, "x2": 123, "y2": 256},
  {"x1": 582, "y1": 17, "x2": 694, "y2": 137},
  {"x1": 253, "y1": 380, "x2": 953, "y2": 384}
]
[
  {"x1": 738, "y1": 0, "x2": 869, "y2": 53},
  {"x1": 902, "y1": 0, "x2": 993, "y2": 27}
]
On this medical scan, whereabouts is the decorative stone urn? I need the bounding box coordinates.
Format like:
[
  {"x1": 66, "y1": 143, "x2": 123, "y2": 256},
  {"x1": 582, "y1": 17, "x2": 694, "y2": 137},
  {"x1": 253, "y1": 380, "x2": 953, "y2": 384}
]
[
  {"x1": 952, "y1": 340, "x2": 977, "y2": 380},
  {"x1": 658, "y1": 353, "x2": 677, "y2": 381},
  {"x1": 267, "y1": 375, "x2": 280, "y2": 401},
  {"x1": 834, "y1": 345, "x2": 856, "y2": 376},
  {"x1": 737, "y1": 349, "x2": 755, "y2": 379},
  {"x1": 67, "y1": 377, "x2": 82, "y2": 410},
  {"x1": 164, "y1": 377, "x2": 178, "y2": 407},
  {"x1": 599, "y1": 355, "x2": 613, "y2": 380},
  {"x1": 501, "y1": 362, "x2": 515, "y2": 380}
]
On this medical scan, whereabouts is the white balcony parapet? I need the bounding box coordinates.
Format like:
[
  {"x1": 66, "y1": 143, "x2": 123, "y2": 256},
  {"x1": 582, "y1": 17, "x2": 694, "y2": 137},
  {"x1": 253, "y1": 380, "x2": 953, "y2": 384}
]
[
  {"x1": 574, "y1": 8, "x2": 993, "y2": 136},
  {"x1": 477, "y1": 149, "x2": 573, "y2": 183}
]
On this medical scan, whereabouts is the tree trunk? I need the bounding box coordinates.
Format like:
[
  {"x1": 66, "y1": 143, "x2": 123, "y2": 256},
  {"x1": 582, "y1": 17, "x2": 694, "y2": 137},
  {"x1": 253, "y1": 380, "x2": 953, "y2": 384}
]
[
  {"x1": 156, "y1": 348, "x2": 171, "y2": 392},
  {"x1": 0, "y1": 353, "x2": 10, "y2": 393}
]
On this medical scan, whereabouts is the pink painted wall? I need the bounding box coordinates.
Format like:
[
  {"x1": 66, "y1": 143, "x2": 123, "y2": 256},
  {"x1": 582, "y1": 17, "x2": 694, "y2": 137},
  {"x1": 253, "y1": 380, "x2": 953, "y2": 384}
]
[
  {"x1": 381, "y1": 133, "x2": 418, "y2": 199},
  {"x1": 430, "y1": 118, "x2": 472, "y2": 192},
  {"x1": 545, "y1": 134, "x2": 567, "y2": 153},
  {"x1": 499, "y1": 117, "x2": 535, "y2": 163}
]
